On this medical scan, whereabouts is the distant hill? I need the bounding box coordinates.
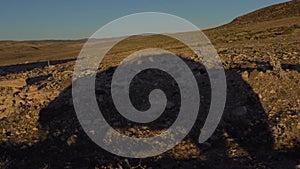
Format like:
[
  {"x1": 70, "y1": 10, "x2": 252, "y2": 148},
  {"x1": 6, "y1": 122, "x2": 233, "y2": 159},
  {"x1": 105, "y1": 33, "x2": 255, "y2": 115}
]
[
  {"x1": 229, "y1": 0, "x2": 300, "y2": 25},
  {"x1": 204, "y1": 0, "x2": 300, "y2": 45},
  {"x1": 1, "y1": 1, "x2": 299, "y2": 66}
]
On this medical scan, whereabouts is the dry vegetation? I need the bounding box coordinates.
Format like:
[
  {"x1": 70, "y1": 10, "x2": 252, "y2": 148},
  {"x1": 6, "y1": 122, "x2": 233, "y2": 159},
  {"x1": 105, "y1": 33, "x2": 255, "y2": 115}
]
[{"x1": 0, "y1": 0, "x2": 299, "y2": 168}]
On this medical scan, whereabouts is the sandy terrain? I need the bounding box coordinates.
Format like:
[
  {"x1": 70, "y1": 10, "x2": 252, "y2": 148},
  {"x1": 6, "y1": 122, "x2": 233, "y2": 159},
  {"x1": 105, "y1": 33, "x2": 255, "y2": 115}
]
[{"x1": 0, "y1": 0, "x2": 299, "y2": 168}]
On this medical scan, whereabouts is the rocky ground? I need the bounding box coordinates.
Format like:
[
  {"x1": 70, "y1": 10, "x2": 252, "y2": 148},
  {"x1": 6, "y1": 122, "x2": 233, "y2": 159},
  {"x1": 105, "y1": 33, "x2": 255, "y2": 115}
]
[{"x1": 0, "y1": 1, "x2": 300, "y2": 169}]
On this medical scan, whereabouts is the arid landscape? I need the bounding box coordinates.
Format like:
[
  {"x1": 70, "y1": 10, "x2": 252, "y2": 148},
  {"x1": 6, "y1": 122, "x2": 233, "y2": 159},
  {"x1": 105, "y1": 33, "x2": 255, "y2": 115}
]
[{"x1": 0, "y1": 0, "x2": 299, "y2": 168}]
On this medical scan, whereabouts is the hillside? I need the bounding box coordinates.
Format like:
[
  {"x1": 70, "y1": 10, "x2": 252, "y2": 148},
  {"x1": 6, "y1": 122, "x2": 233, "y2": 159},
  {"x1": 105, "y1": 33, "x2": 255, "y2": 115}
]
[
  {"x1": 230, "y1": 0, "x2": 300, "y2": 25},
  {"x1": 0, "y1": 1, "x2": 299, "y2": 169},
  {"x1": 205, "y1": 0, "x2": 300, "y2": 46}
]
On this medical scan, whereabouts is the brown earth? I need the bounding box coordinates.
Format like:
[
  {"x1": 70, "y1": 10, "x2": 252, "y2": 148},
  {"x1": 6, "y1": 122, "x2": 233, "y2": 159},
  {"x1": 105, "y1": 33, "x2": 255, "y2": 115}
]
[{"x1": 0, "y1": 0, "x2": 299, "y2": 169}]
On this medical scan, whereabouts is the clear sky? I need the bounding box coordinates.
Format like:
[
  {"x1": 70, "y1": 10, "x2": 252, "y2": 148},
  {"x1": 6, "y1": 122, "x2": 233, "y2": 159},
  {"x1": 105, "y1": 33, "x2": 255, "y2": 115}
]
[{"x1": 0, "y1": 0, "x2": 290, "y2": 40}]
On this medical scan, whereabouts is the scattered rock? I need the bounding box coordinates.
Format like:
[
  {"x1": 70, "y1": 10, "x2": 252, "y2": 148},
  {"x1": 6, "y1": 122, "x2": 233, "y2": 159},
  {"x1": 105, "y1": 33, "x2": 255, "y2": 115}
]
[
  {"x1": 242, "y1": 71, "x2": 249, "y2": 79},
  {"x1": 67, "y1": 134, "x2": 78, "y2": 146},
  {"x1": 20, "y1": 145, "x2": 28, "y2": 150},
  {"x1": 0, "y1": 111, "x2": 9, "y2": 120},
  {"x1": 0, "y1": 105, "x2": 6, "y2": 111},
  {"x1": 232, "y1": 106, "x2": 247, "y2": 117},
  {"x1": 0, "y1": 78, "x2": 27, "y2": 88},
  {"x1": 29, "y1": 85, "x2": 38, "y2": 92}
]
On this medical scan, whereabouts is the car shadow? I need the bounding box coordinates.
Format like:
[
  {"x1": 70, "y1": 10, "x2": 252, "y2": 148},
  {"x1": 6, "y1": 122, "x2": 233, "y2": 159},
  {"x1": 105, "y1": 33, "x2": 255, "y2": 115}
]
[{"x1": 0, "y1": 56, "x2": 299, "y2": 169}]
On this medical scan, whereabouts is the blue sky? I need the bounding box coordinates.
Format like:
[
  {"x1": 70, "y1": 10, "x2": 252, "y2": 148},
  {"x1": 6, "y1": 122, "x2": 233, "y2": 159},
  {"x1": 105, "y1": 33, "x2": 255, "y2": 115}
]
[{"x1": 0, "y1": 0, "x2": 289, "y2": 40}]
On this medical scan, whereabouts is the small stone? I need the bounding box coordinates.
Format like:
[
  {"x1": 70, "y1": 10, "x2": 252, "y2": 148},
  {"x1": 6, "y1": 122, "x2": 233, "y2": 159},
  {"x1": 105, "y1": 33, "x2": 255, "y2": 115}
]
[
  {"x1": 67, "y1": 134, "x2": 78, "y2": 146},
  {"x1": 0, "y1": 111, "x2": 9, "y2": 120},
  {"x1": 25, "y1": 114, "x2": 31, "y2": 119},
  {"x1": 257, "y1": 71, "x2": 263, "y2": 76},
  {"x1": 232, "y1": 106, "x2": 247, "y2": 117},
  {"x1": 89, "y1": 130, "x2": 96, "y2": 135},
  {"x1": 29, "y1": 85, "x2": 38, "y2": 91},
  {"x1": 166, "y1": 101, "x2": 175, "y2": 109},
  {"x1": 32, "y1": 127, "x2": 38, "y2": 131},
  {"x1": 201, "y1": 142, "x2": 211, "y2": 150},
  {"x1": 0, "y1": 105, "x2": 6, "y2": 111},
  {"x1": 20, "y1": 145, "x2": 28, "y2": 150},
  {"x1": 242, "y1": 71, "x2": 249, "y2": 79}
]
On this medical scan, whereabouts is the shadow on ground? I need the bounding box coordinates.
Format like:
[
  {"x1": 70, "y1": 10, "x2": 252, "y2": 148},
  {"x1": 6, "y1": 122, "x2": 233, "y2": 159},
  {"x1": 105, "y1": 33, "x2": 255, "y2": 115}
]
[
  {"x1": 0, "y1": 58, "x2": 76, "y2": 76},
  {"x1": 0, "y1": 56, "x2": 299, "y2": 169}
]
